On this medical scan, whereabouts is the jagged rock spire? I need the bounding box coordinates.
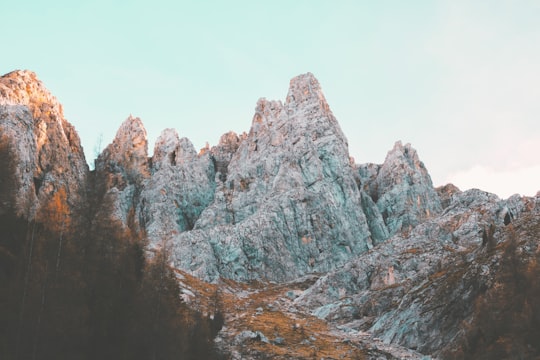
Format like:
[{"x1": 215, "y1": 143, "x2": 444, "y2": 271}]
[
  {"x1": 286, "y1": 72, "x2": 328, "y2": 110},
  {"x1": 169, "y1": 72, "x2": 372, "y2": 282},
  {"x1": 96, "y1": 115, "x2": 148, "y2": 179},
  {"x1": 360, "y1": 141, "x2": 442, "y2": 235},
  {"x1": 141, "y1": 128, "x2": 215, "y2": 247},
  {"x1": 92, "y1": 115, "x2": 149, "y2": 234}
]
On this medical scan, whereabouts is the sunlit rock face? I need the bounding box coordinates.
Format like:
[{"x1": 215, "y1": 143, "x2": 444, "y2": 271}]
[
  {"x1": 0, "y1": 70, "x2": 88, "y2": 224},
  {"x1": 169, "y1": 73, "x2": 373, "y2": 282}
]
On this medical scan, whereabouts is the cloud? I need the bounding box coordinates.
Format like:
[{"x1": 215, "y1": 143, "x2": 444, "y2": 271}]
[
  {"x1": 418, "y1": 1, "x2": 540, "y2": 197},
  {"x1": 445, "y1": 164, "x2": 540, "y2": 199}
]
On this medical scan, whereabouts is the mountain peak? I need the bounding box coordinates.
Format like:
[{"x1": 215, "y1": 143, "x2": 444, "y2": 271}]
[
  {"x1": 0, "y1": 69, "x2": 64, "y2": 119},
  {"x1": 387, "y1": 141, "x2": 423, "y2": 170},
  {"x1": 285, "y1": 72, "x2": 328, "y2": 109},
  {"x1": 380, "y1": 141, "x2": 432, "y2": 188},
  {"x1": 1, "y1": 69, "x2": 39, "y2": 84},
  {"x1": 96, "y1": 115, "x2": 148, "y2": 181},
  {"x1": 374, "y1": 141, "x2": 442, "y2": 235},
  {"x1": 110, "y1": 115, "x2": 148, "y2": 161},
  {"x1": 121, "y1": 114, "x2": 145, "y2": 133},
  {"x1": 288, "y1": 72, "x2": 319, "y2": 90},
  {"x1": 152, "y1": 128, "x2": 181, "y2": 170}
]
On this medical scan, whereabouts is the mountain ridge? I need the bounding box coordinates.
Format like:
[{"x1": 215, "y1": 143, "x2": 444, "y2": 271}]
[{"x1": 1, "y1": 69, "x2": 539, "y2": 359}]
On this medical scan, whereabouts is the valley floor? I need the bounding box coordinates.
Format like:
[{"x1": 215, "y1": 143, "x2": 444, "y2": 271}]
[{"x1": 176, "y1": 270, "x2": 429, "y2": 359}]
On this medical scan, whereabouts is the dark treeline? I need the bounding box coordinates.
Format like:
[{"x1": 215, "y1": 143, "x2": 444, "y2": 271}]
[{"x1": 0, "y1": 204, "x2": 223, "y2": 359}]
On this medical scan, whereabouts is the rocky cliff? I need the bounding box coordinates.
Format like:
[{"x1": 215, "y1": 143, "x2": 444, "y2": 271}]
[
  {"x1": 0, "y1": 70, "x2": 88, "y2": 229},
  {"x1": 1, "y1": 69, "x2": 539, "y2": 359},
  {"x1": 293, "y1": 190, "x2": 537, "y2": 357},
  {"x1": 92, "y1": 115, "x2": 149, "y2": 234},
  {"x1": 91, "y1": 73, "x2": 376, "y2": 282},
  {"x1": 90, "y1": 73, "x2": 451, "y2": 284},
  {"x1": 170, "y1": 74, "x2": 376, "y2": 282}
]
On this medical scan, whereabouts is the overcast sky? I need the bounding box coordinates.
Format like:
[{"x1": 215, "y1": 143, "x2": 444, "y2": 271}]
[{"x1": 2, "y1": 0, "x2": 539, "y2": 198}]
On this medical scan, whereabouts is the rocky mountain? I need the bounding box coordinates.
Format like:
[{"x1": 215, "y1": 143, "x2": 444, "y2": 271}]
[
  {"x1": 93, "y1": 115, "x2": 150, "y2": 235},
  {"x1": 1, "y1": 69, "x2": 539, "y2": 359}
]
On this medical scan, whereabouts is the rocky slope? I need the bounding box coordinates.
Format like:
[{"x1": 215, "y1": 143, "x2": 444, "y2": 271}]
[
  {"x1": 140, "y1": 128, "x2": 216, "y2": 248},
  {"x1": 1, "y1": 69, "x2": 539, "y2": 359},
  {"x1": 293, "y1": 190, "x2": 538, "y2": 357}
]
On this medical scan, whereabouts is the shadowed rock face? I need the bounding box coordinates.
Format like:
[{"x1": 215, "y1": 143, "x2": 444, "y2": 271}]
[
  {"x1": 0, "y1": 70, "x2": 88, "y2": 224},
  {"x1": 93, "y1": 115, "x2": 149, "y2": 234},
  {"x1": 357, "y1": 141, "x2": 443, "y2": 237}
]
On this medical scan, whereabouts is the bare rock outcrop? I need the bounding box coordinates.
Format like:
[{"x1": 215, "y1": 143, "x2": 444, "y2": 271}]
[
  {"x1": 294, "y1": 188, "x2": 538, "y2": 357},
  {"x1": 211, "y1": 131, "x2": 246, "y2": 182},
  {"x1": 92, "y1": 74, "x2": 446, "y2": 284},
  {"x1": 0, "y1": 70, "x2": 88, "y2": 225},
  {"x1": 358, "y1": 141, "x2": 442, "y2": 237},
  {"x1": 140, "y1": 128, "x2": 216, "y2": 250},
  {"x1": 93, "y1": 115, "x2": 149, "y2": 232},
  {"x1": 169, "y1": 73, "x2": 373, "y2": 282}
]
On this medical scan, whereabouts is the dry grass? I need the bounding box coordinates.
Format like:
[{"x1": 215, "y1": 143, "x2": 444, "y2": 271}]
[
  {"x1": 173, "y1": 269, "x2": 367, "y2": 359},
  {"x1": 429, "y1": 270, "x2": 447, "y2": 280},
  {"x1": 403, "y1": 247, "x2": 421, "y2": 254},
  {"x1": 235, "y1": 309, "x2": 365, "y2": 359}
]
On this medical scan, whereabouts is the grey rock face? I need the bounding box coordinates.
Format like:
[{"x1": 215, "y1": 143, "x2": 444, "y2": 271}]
[
  {"x1": 211, "y1": 131, "x2": 246, "y2": 183},
  {"x1": 360, "y1": 191, "x2": 390, "y2": 245},
  {"x1": 294, "y1": 187, "x2": 539, "y2": 357},
  {"x1": 435, "y1": 183, "x2": 461, "y2": 209},
  {"x1": 358, "y1": 141, "x2": 442, "y2": 237},
  {"x1": 140, "y1": 128, "x2": 216, "y2": 250},
  {"x1": 0, "y1": 70, "x2": 88, "y2": 222},
  {"x1": 94, "y1": 115, "x2": 149, "y2": 232},
  {"x1": 91, "y1": 73, "x2": 449, "y2": 285},
  {"x1": 168, "y1": 73, "x2": 373, "y2": 282}
]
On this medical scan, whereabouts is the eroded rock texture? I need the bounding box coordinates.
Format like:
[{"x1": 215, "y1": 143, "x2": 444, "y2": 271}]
[
  {"x1": 166, "y1": 73, "x2": 373, "y2": 281},
  {"x1": 89, "y1": 73, "x2": 457, "y2": 284},
  {"x1": 93, "y1": 115, "x2": 149, "y2": 234},
  {"x1": 294, "y1": 189, "x2": 539, "y2": 358},
  {"x1": 0, "y1": 70, "x2": 87, "y2": 226},
  {"x1": 357, "y1": 141, "x2": 442, "y2": 237},
  {"x1": 140, "y1": 128, "x2": 216, "y2": 249}
]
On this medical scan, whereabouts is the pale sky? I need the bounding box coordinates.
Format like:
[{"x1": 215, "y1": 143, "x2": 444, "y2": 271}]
[{"x1": 2, "y1": 0, "x2": 539, "y2": 198}]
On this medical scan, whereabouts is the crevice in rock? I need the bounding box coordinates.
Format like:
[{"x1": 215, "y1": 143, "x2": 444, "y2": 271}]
[
  {"x1": 33, "y1": 176, "x2": 42, "y2": 196},
  {"x1": 503, "y1": 212, "x2": 511, "y2": 226},
  {"x1": 169, "y1": 151, "x2": 177, "y2": 166}
]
